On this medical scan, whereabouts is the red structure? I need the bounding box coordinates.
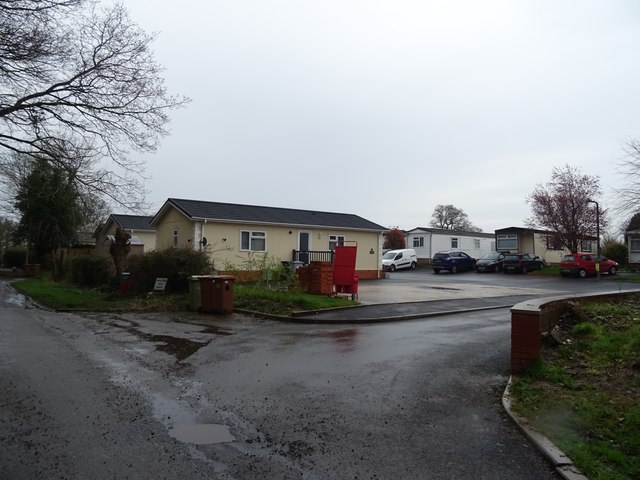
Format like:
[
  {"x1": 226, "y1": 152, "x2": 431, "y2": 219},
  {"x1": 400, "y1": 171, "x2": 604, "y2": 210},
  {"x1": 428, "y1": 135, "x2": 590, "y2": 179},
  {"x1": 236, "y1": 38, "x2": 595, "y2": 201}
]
[{"x1": 332, "y1": 241, "x2": 359, "y2": 300}]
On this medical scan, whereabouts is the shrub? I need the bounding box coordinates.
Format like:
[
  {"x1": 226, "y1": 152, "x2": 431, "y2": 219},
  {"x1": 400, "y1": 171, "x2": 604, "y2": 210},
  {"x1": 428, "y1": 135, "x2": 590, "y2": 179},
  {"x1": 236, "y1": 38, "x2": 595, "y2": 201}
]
[
  {"x1": 126, "y1": 248, "x2": 213, "y2": 294},
  {"x1": 3, "y1": 247, "x2": 27, "y2": 268},
  {"x1": 66, "y1": 255, "x2": 114, "y2": 288},
  {"x1": 601, "y1": 240, "x2": 628, "y2": 266}
]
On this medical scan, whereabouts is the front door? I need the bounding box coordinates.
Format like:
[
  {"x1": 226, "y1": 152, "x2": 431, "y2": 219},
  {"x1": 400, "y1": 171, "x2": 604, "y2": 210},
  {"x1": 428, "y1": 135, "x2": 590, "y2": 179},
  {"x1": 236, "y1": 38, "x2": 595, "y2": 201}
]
[{"x1": 299, "y1": 231, "x2": 310, "y2": 264}]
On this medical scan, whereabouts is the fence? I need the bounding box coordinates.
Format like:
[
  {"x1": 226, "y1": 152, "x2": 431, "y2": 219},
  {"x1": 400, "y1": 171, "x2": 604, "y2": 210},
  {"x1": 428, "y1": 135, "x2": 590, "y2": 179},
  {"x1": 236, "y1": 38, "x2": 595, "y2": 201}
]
[{"x1": 292, "y1": 250, "x2": 334, "y2": 264}]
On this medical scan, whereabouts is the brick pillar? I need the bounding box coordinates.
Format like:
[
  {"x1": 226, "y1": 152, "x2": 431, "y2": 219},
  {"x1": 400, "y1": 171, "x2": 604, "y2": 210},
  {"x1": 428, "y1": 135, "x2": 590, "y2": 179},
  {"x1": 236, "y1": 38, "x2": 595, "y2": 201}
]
[
  {"x1": 296, "y1": 262, "x2": 333, "y2": 295},
  {"x1": 511, "y1": 311, "x2": 542, "y2": 375}
]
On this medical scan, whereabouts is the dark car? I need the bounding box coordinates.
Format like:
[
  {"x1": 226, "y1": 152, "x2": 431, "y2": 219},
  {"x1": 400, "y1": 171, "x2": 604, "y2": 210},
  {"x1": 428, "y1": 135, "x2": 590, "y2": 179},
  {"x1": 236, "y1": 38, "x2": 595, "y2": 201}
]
[
  {"x1": 560, "y1": 253, "x2": 619, "y2": 278},
  {"x1": 503, "y1": 253, "x2": 545, "y2": 274},
  {"x1": 475, "y1": 252, "x2": 506, "y2": 273},
  {"x1": 431, "y1": 251, "x2": 476, "y2": 274}
]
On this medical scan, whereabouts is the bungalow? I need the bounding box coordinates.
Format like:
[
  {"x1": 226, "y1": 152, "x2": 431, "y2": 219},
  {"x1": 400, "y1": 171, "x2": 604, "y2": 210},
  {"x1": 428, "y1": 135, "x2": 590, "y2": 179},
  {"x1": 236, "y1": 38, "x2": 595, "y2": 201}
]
[
  {"x1": 494, "y1": 227, "x2": 595, "y2": 264},
  {"x1": 150, "y1": 198, "x2": 387, "y2": 279},
  {"x1": 95, "y1": 214, "x2": 156, "y2": 258},
  {"x1": 405, "y1": 227, "x2": 496, "y2": 264}
]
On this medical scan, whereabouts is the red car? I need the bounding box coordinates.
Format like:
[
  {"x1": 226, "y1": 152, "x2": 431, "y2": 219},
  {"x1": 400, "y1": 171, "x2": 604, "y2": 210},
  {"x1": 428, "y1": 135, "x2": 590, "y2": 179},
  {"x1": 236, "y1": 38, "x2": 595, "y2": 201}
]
[{"x1": 560, "y1": 253, "x2": 619, "y2": 278}]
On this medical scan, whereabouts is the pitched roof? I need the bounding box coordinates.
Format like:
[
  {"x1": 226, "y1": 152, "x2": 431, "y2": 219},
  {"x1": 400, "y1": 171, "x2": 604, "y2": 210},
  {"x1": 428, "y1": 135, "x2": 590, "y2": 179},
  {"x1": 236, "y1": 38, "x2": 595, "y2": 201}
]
[
  {"x1": 494, "y1": 226, "x2": 597, "y2": 240},
  {"x1": 406, "y1": 227, "x2": 495, "y2": 238},
  {"x1": 110, "y1": 214, "x2": 155, "y2": 231},
  {"x1": 152, "y1": 198, "x2": 387, "y2": 232}
]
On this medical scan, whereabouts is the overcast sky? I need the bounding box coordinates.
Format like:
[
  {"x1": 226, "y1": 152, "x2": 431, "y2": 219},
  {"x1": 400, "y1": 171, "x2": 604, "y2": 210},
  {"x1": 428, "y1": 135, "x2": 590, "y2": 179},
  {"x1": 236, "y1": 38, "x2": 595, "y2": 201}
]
[{"x1": 123, "y1": 0, "x2": 640, "y2": 234}]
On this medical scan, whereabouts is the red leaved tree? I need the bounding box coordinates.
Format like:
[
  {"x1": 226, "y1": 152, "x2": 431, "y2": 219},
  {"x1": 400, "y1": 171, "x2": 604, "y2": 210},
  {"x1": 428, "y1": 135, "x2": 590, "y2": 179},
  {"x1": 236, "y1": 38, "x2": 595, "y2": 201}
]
[
  {"x1": 383, "y1": 227, "x2": 406, "y2": 250},
  {"x1": 527, "y1": 165, "x2": 606, "y2": 253}
]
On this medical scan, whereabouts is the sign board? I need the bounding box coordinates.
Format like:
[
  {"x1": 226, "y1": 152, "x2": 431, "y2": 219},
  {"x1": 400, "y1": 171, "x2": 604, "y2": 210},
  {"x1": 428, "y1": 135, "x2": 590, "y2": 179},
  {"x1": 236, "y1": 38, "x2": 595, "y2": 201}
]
[{"x1": 154, "y1": 277, "x2": 168, "y2": 292}]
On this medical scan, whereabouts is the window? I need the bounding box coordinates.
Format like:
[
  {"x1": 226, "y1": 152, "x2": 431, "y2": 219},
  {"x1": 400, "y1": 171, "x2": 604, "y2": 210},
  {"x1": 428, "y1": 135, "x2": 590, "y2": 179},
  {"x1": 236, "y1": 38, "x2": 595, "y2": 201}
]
[
  {"x1": 451, "y1": 237, "x2": 458, "y2": 249},
  {"x1": 173, "y1": 230, "x2": 179, "y2": 248},
  {"x1": 241, "y1": 231, "x2": 266, "y2": 251},
  {"x1": 413, "y1": 236, "x2": 424, "y2": 248},
  {"x1": 497, "y1": 234, "x2": 517, "y2": 251},
  {"x1": 329, "y1": 235, "x2": 345, "y2": 250},
  {"x1": 474, "y1": 239, "x2": 480, "y2": 249},
  {"x1": 631, "y1": 237, "x2": 640, "y2": 252},
  {"x1": 581, "y1": 240, "x2": 593, "y2": 253},
  {"x1": 546, "y1": 236, "x2": 563, "y2": 250}
]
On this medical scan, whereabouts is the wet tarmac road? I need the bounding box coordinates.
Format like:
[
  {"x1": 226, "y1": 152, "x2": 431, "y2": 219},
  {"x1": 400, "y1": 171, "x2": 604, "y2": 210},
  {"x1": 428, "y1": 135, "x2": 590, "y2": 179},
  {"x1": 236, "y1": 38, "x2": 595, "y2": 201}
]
[{"x1": 0, "y1": 278, "x2": 568, "y2": 479}]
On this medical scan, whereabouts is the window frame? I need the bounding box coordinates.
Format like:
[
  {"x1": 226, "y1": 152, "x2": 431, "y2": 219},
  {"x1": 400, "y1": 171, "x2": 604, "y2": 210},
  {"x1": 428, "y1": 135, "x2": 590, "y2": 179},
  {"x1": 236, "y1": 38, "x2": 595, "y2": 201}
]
[
  {"x1": 497, "y1": 234, "x2": 517, "y2": 251},
  {"x1": 240, "y1": 230, "x2": 267, "y2": 252},
  {"x1": 329, "y1": 234, "x2": 345, "y2": 251},
  {"x1": 173, "y1": 230, "x2": 179, "y2": 248},
  {"x1": 413, "y1": 236, "x2": 424, "y2": 248},
  {"x1": 546, "y1": 235, "x2": 563, "y2": 251},
  {"x1": 451, "y1": 237, "x2": 459, "y2": 249},
  {"x1": 630, "y1": 236, "x2": 640, "y2": 252}
]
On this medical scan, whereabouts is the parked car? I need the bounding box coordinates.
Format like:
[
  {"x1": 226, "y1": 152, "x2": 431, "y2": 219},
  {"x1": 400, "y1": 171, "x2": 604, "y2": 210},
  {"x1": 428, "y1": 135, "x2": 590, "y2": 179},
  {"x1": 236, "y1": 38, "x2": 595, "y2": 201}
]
[
  {"x1": 382, "y1": 248, "x2": 417, "y2": 271},
  {"x1": 503, "y1": 253, "x2": 545, "y2": 274},
  {"x1": 475, "y1": 252, "x2": 506, "y2": 273},
  {"x1": 431, "y1": 251, "x2": 476, "y2": 274},
  {"x1": 560, "y1": 253, "x2": 619, "y2": 278}
]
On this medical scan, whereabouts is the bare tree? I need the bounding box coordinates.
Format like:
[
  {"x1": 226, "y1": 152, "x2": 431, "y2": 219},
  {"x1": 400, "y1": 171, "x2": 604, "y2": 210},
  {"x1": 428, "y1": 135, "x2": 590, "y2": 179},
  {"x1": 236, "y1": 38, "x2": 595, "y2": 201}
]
[
  {"x1": 0, "y1": 0, "x2": 189, "y2": 208},
  {"x1": 527, "y1": 164, "x2": 606, "y2": 253},
  {"x1": 615, "y1": 140, "x2": 640, "y2": 215},
  {"x1": 429, "y1": 204, "x2": 482, "y2": 232}
]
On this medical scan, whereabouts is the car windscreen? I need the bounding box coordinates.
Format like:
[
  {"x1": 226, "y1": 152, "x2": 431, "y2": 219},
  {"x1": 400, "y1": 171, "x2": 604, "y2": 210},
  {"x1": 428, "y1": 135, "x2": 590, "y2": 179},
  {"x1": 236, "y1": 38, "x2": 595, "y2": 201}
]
[
  {"x1": 562, "y1": 255, "x2": 576, "y2": 262},
  {"x1": 480, "y1": 253, "x2": 500, "y2": 260},
  {"x1": 432, "y1": 253, "x2": 448, "y2": 260},
  {"x1": 382, "y1": 252, "x2": 397, "y2": 259}
]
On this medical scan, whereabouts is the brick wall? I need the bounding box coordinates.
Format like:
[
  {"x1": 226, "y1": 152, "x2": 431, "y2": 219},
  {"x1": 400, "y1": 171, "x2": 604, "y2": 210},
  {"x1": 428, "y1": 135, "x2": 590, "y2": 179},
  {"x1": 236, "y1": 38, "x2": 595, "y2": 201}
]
[{"x1": 510, "y1": 291, "x2": 640, "y2": 375}]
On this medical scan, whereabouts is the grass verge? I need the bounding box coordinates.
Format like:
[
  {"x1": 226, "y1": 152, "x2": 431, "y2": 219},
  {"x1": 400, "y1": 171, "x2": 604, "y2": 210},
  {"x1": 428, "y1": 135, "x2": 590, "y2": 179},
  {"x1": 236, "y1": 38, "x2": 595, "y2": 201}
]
[
  {"x1": 234, "y1": 284, "x2": 355, "y2": 315},
  {"x1": 12, "y1": 277, "x2": 189, "y2": 311},
  {"x1": 509, "y1": 296, "x2": 640, "y2": 480},
  {"x1": 11, "y1": 276, "x2": 356, "y2": 315}
]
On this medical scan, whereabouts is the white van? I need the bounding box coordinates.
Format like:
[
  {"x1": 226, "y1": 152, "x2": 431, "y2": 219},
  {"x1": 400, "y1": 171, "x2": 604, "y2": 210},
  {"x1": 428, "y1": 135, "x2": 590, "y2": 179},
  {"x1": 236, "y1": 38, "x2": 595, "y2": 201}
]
[{"x1": 382, "y1": 249, "x2": 418, "y2": 271}]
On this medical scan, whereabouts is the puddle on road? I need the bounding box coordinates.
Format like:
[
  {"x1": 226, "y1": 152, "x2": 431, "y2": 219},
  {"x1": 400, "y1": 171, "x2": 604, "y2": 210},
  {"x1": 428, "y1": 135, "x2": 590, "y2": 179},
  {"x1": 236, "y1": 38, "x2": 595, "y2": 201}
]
[
  {"x1": 5, "y1": 291, "x2": 26, "y2": 307},
  {"x1": 199, "y1": 325, "x2": 233, "y2": 336},
  {"x1": 100, "y1": 319, "x2": 212, "y2": 361},
  {"x1": 169, "y1": 424, "x2": 236, "y2": 444},
  {"x1": 151, "y1": 335, "x2": 210, "y2": 361},
  {"x1": 325, "y1": 329, "x2": 358, "y2": 351}
]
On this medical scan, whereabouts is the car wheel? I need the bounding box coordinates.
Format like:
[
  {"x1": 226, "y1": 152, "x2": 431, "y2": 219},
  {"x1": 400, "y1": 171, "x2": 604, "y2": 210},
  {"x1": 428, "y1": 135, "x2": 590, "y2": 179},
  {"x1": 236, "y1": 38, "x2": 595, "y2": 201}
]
[
  {"x1": 609, "y1": 266, "x2": 617, "y2": 275},
  {"x1": 390, "y1": 264, "x2": 396, "y2": 272},
  {"x1": 578, "y1": 268, "x2": 587, "y2": 279},
  {"x1": 433, "y1": 269, "x2": 440, "y2": 274},
  {"x1": 411, "y1": 262, "x2": 416, "y2": 270},
  {"x1": 450, "y1": 265, "x2": 458, "y2": 274}
]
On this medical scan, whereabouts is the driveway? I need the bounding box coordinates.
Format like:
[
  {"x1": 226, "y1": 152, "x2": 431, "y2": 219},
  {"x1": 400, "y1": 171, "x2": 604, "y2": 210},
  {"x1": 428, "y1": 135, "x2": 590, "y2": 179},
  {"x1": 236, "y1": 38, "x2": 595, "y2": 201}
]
[
  {"x1": 4, "y1": 272, "x2": 627, "y2": 479},
  {"x1": 358, "y1": 268, "x2": 636, "y2": 304}
]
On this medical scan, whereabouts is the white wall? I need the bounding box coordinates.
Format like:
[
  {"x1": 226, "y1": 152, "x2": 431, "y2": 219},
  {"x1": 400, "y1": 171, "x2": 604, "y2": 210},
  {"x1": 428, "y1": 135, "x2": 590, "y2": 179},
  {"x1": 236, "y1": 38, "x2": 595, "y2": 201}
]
[
  {"x1": 406, "y1": 230, "x2": 494, "y2": 260},
  {"x1": 629, "y1": 233, "x2": 640, "y2": 264}
]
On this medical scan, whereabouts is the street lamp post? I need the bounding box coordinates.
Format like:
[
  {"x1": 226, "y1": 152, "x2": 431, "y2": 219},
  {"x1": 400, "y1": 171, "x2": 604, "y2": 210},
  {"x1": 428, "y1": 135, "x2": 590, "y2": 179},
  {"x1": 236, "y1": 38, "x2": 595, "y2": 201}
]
[{"x1": 587, "y1": 199, "x2": 600, "y2": 279}]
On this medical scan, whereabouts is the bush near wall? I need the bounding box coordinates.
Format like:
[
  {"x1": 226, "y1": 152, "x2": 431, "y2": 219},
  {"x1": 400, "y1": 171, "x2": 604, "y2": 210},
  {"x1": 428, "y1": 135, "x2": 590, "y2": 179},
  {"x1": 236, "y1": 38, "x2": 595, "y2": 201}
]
[
  {"x1": 66, "y1": 255, "x2": 114, "y2": 288},
  {"x1": 2, "y1": 247, "x2": 26, "y2": 268},
  {"x1": 126, "y1": 248, "x2": 213, "y2": 294}
]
